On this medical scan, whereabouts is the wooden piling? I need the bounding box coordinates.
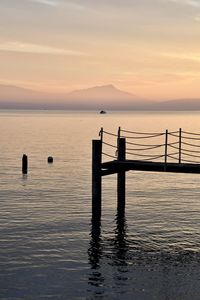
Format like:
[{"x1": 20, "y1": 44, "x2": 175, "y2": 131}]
[
  {"x1": 179, "y1": 128, "x2": 182, "y2": 164},
  {"x1": 164, "y1": 130, "x2": 168, "y2": 171},
  {"x1": 22, "y1": 154, "x2": 28, "y2": 174},
  {"x1": 92, "y1": 139, "x2": 102, "y2": 218},
  {"x1": 117, "y1": 138, "x2": 126, "y2": 213}
]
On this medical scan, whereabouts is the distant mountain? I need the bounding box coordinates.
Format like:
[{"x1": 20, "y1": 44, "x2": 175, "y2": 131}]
[
  {"x1": 0, "y1": 83, "x2": 200, "y2": 110},
  {"x1": 0, "y1": 84, "x2": 149, "y2": 110},
  {"x1": 0, "y1": 84, "x2": 50, "y2": 109},
  {"x1": 66, "y1": 84, "x2": 149, "y2": 109},
  {"x1": 68, "y1": 84, "x2": 134, "y2": 100},
  {"x1": 0, "y1": 84, "x2": 47, "y2": 100},
  {"x1": 154, "y1": 98, "x2": 200, "y2": 110}
]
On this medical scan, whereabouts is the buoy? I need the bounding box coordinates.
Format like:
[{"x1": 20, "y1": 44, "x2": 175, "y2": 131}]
[{"x1": 48, "y1": 156, "x2": 53, "y2": 163}]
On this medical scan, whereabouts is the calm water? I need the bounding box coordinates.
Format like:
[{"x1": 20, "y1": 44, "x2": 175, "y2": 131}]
[{"x1": 1, "y1": 110, "x2": 200, "y2": 300}]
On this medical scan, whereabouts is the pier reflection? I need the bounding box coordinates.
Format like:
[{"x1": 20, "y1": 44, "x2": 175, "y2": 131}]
[
  {"x1": 88, "y1": 207, "x2": 130, "y2": 297},
  {"x1": 112, "y1": 210, "x2": 129, "y2": 267},
  {"x1": 88, "y1": 215, "x2": 105, "y2": 298},
  {"x1": 87, "y1": 205, "x2": 200, "y2": 299},
  {"x1": 88, "y1": 216, "x2": 102, "y2": 270}
]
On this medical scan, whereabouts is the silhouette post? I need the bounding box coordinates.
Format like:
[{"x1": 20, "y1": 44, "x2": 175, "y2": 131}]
[
  {"x1": 164, "y1": 129, "x2": 168, "y2": 171},
  {"x1": 92, "y1": 139, "x2": 102, "y2": 219},
  {"x1": 22, "y1": 154, "x2": 28, "y2": 174},
  {"x1": 117, "y1": 138, "x2": 126, "y2": 213},
  {"x1": 179, "y1": 128, "x2": 182, "y2": 164},
  {"x1": 48, "y1": 156, "x2": 53, "y2": 163}
]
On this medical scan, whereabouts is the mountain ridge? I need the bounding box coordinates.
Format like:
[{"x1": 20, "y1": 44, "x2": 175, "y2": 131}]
[
  {"x1": 68, "y1": 84, "x2": 136, "y2": 99},
  {"x1": 0, "y1": 83, "x2": 199, "y2": 110}
]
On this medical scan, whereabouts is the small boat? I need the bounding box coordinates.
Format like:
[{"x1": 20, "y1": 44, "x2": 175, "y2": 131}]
[{"x1": 100, "y1": 110, "x2": 106, "y2": 114}]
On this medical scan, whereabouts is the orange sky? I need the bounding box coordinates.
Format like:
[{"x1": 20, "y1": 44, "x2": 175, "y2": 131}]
[{"x1": 0, "y1": 0, "x2": 200, "y2": 100}]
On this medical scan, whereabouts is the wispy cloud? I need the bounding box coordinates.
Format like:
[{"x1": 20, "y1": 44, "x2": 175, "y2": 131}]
[
  {"x1": 29, "y1": 0, "x2": 84, "y2": 9},
  {"x1": 29, "y1": 0, "x2": 58, "y2": 7},
  {"x1": 29, "y1": 0, "x2": 88, "y2": 12},
  {"x1": 167, "y1": 0, "x2": 200, "y2": 8},
  {"x1": 194, "y1": 14, "x2": 200, "y2": 21},
  {"x1": 163, "y1": 52, "x2": 200, "y2": 63},
  {"x1": 0, "y1": 42, "x2": 87, "y2": 56}
]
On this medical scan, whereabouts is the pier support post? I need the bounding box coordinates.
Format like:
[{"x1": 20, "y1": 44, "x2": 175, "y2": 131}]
[
  {"x1": 164, "y1": 130, "x2": 168, "y2": 172},
  {"x1": 179, "y1": 128, "x2": 182, "y2": 164},
  {"x1": 22, "y1": 154, "x2": 28, "y2": 174},
  {"x1": 117, "y1": 138, "x2": 126, "y2": 213},
  {"x1": 92, "y1": 140, "x2": 102, "y2": 219}
]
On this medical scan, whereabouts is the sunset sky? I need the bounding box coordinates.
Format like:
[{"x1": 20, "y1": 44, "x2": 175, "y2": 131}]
[{"x1": 0, "y1": 0, "x2": 200, "y2": 100}]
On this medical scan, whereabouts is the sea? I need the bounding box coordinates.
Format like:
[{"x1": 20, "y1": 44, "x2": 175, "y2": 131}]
[{"x1": 1, "y1": 110, "x2": 200, "y2": 300}]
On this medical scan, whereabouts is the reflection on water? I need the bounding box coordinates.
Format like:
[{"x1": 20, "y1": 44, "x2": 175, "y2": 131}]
[
  {"x1": 88, "y1": 206, "x2": 200, "y2": 300},
  {"x1": 88, "y1": 217, "x2": 104, "y2": 297},
  {"x1": 89, "y1": 217, "x2": 102, "y2": 270},
  {"x1": 88, "y1": 210, "x2": 129, "y2": 289},
  {"x1": 113, "y1": 211, "x2": 129, "y2": 263}
]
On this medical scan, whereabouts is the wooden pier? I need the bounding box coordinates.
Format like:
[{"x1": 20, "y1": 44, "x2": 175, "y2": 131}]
[{"x1": 92, "y1": 127, "x2": 200, "y2": 219}]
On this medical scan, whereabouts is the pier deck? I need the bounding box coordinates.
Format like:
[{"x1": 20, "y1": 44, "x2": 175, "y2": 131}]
[{"x1": 102, "y1": 160, "x2": 200, "y2": 175}]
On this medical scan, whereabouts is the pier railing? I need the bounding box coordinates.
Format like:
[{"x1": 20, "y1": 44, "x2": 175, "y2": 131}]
[
  {"x1": 99, "y1": 127, "x2": 200, "y2": 164},
  {"x1": 92, "y1": 128, "x2": 200, "y2": 219}
]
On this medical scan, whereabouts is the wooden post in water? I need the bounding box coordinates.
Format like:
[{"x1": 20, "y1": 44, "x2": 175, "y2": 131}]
[
  {"x1": 92, "y1": 139, "x2": 102, "y2": 219},
  {"x1": 22, "y1": 154, "x2": 28, "y2": 174},
  {"x1": 117, "y1": 138, "x2": 126, "y2": 213},
  {"x1": 179, "y1": 128, "x2": 182, "y2": 164}
]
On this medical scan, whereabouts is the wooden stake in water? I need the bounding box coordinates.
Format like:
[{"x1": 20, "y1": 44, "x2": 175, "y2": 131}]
[
  {"x1": 22, "y1": 154, "x2": 28, "y2": 174},
  {"x1": 48, "y1": 156, "x2": 53, "y2": 163}
]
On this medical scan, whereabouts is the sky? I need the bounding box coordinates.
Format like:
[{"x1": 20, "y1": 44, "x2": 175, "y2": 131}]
[{"x1": 0, "y1": 0, "x2": 200, "y2": 100}]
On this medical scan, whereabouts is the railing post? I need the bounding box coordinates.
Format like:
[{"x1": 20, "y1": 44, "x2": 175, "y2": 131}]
[
  {"x1": 164, "y1": 130, "x2": 168, "y2": 171},
  {"x1": 92, "y1": 139, "x2": 102, "y2": 219},
  {"x1": 117, "y1": 138, "x2": 126, "y2": 213},
  {"x1": 179, "y1": 128, "x2": 182, "y2": 164},
  {"x1": 118, "y1": 127, "x2": 121, "y2": 140},
  {"x1": 99, "y1": 127, "x2": 103, "y2": 142}
]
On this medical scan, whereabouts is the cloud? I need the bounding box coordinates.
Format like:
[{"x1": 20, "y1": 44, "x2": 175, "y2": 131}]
[
  {"x1": 29, "y1": 0, "x2": 58, "y2": 7},
  {"x1": 29, "y1": 0, "x2": 84, "y2": 10},
  {"x1": 167, "y1": 0, "x2": 200, "y2": 8},
  {"x1": 0, "y1": 42, "x2": 87, "y2": 56},
  {"x1": 163, "y1": 52, "x2": 200, "y2": 63},
  {"x1": 195, "y1": 14, "x2": 200, "y2": 22}
]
